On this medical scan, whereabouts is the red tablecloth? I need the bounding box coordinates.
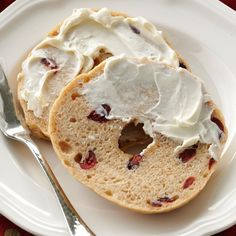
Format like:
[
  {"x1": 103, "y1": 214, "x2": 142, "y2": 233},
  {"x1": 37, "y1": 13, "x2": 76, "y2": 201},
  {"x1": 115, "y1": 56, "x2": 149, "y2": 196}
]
[{"x1": 0, "y1": 0, "x2": 235, "y2": 235}]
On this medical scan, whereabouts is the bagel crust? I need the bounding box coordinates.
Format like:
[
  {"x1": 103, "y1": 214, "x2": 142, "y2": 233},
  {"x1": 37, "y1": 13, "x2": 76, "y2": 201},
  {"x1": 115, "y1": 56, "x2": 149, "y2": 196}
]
[{"x1": 49, "y1": 60, "x2": 227, "y2": 213}]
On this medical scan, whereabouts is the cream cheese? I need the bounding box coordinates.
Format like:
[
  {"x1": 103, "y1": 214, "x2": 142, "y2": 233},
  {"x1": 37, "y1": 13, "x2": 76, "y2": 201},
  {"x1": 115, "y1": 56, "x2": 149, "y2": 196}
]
[
  {"x1": 82, "y1": 56, "x2": 223, "y2": 159},
  {"x1": 20, "y1": 46, "x2": 82, "y2": 117},
  {"x1": 19, "y1": 8, "x2": 179, "y2": 117}
]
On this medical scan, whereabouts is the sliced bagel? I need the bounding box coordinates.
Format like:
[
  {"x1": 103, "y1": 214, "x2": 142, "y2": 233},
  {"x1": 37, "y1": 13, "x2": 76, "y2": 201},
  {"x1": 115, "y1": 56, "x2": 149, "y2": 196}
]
[
  {"x1": 17, "y1": 8, "x2": 188, "y2": 139},
  {"x1": 49, "y1": 57, "x2": 227, "y2": 213}
]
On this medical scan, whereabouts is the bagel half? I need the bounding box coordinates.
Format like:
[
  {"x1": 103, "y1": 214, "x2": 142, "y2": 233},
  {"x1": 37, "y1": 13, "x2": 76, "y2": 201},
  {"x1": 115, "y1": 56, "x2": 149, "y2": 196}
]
[
  {"x1": 49, "y1": 57, "x2": 227, "y2": 213},
  {"x1": 17, "y1": 8, "x2": 188, "y2": 139}
]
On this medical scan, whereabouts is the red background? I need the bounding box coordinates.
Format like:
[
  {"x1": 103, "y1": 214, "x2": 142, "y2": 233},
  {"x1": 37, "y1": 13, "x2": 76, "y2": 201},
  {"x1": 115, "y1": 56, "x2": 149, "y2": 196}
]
[{"x1": 0, "y1": 0, "x2": 235, "y2": 235}]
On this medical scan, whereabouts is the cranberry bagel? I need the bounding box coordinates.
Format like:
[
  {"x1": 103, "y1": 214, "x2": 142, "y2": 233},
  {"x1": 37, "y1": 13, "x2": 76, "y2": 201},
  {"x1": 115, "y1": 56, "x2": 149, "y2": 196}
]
[{"x1": 49, "y1": 56, "x2": 227, "y2": 213}]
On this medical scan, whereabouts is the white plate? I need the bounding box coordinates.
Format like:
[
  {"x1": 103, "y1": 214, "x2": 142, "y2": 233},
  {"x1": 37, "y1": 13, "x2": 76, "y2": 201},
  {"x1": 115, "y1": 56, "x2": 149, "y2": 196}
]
[{"x1": 0, "y1": 0, "x2": 236, "y2": 235}]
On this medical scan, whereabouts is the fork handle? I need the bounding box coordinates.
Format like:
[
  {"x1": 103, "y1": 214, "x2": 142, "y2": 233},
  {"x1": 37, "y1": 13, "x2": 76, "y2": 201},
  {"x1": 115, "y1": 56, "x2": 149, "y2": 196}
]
[{"x1": 18, "y1": 134, "x2": 95, "y2": 236}]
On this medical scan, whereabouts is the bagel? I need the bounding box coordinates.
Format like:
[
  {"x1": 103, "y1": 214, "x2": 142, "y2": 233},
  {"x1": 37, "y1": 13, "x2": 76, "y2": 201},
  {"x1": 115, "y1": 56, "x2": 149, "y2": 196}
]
[
  {"x1": 17, "y1": 8, "x2": 187, "y2": 139},
  {"x1": 49, "y1": 56, "x2": 227, "y2": 213}
]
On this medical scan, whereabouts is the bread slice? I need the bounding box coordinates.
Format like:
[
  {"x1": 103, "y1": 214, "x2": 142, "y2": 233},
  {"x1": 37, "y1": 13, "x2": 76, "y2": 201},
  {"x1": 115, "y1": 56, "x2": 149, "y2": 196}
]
[
  {"x1": 17, "y1": 8, "x2": 188, "y2": 140},
  {"x1": 49, "y1": 58, "x2": 227, "y2": 213}
]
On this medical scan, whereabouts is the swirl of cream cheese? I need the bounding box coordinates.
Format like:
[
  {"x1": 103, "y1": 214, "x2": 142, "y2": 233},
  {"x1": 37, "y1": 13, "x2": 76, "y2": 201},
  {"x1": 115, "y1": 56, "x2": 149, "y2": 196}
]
[
  {"x1": 19, "y1": 8, "x2": 179, "y2": 117},
  {"x1": 81, "y1": 56, "x2": 223, "y2": 159}
]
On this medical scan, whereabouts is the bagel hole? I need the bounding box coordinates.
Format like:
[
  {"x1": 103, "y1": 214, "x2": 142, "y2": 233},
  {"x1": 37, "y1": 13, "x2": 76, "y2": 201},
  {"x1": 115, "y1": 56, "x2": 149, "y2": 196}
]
[
  {"x1": 146, "y1": 199, "x2": 151, "y2": 205},
  {"x1": 63, "y1": 160, "x2": 71, "y2": 167},
  {"x1": 69, "y1": 117, "x2": 76, "y2": 123},
  {"x1": 174, "y1": 195, "x2": 179, "y2": 200},
  {"x1": 74, "y1": 153, "x2": 82, "y2": 163},
  {"x1": 118, "y1": 122, "x2": 153, "y2": 155},
  {"x1": 59, "y1": 141, "x2": 72, "y2": 153},
  {"x1": 203, "y1": 172, "x2": 208, "y2": 178},
  {"x1": 105, "y1": 190, "x2": 113, "y2": 197}
]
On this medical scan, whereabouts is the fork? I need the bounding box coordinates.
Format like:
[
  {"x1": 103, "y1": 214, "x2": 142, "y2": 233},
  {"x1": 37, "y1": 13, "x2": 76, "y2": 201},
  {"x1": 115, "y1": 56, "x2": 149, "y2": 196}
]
[{"x1": 0, "y1": 65, "x2": 95, "y2": 236}]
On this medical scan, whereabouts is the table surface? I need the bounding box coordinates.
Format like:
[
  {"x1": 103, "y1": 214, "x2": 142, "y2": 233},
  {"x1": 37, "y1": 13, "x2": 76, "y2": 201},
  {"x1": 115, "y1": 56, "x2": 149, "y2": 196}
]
[{"x1": 0, "y1": 0, "x2": 235, "y2": 235}]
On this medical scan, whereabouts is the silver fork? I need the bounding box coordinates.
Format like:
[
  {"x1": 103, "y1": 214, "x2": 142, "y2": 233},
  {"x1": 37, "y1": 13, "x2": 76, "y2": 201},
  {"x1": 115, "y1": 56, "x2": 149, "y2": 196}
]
[{"x1": 0, "y1": 65, "x2": 95, "y2": 236}]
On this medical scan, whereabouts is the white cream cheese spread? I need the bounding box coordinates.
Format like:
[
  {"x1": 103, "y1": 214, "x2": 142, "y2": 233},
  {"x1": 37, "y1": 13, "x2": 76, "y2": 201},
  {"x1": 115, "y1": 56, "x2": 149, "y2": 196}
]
[
  {"x1": 19, "y1": 8, "x2": 179, "y2": 117},
  {"x1": 82, "y1": 56, "x2": 223, "y2": 159}
]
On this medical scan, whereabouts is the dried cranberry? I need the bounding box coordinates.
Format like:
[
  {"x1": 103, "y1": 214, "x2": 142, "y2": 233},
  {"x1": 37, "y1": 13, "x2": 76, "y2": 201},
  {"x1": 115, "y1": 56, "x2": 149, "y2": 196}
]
[
  {"x1": 101, "y1": 104, "x2": 111, "y2": 113},
  {"x1": 79, "y1": 150, "x2": 97, "y2": 170},
  {"x1": 208, "y1": 158, "x2": 216, "y2": 170},
  {"x1": 130, "y1": 25, "x2": 140, "y2": 34},
  {"x1": 179, "y1": 61, "x2": 187, "y2": 69},
  {"x1": 41, "y1": 58, "x2": 58, "y2": 70},
  {"x1": 211, "y1": 116, "x2": 224, "y2": 132},
  {"x1": 151, "y1": 200, "x2": 162, "y2": 207},
  {"x1": 87, "y1": 104, "x2": 111, "y2": 123},
  {"x1": 150, "y1": 196, "x2": 177, "y2": 207},
  {"x1": 179, "y1": 145, "x2": 198, "y2": 163},
  {"x1": 127, "y1": 154, "x2": 143, "y2": 170},
  {"x1": 183, "y1": 176, "x2": 195, "y2": 189},
  {"x1": 157, "y1": 196, "x2": 176, "y2": 203}
]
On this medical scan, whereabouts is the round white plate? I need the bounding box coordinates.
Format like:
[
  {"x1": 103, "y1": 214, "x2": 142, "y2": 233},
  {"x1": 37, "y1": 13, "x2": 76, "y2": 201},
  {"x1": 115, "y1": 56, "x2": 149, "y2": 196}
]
[{"x1": 0, "y1": 0, "x2": 236, "y2": 235}]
